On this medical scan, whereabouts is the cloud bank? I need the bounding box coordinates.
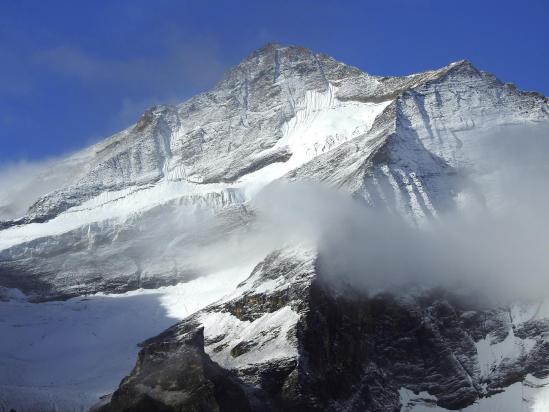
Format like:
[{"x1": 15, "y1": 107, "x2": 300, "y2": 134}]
[{"x1": 248, "y1": 123, "x2": 549, "y2": 301}]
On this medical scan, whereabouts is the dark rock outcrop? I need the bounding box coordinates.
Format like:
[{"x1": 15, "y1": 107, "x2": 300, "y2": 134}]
[
  {"x1": 95, "y1": 326, "x2": 251, "y2": 412},
  {"x1": 98, "y1": 249, "x2": 549, "y2": 411}
]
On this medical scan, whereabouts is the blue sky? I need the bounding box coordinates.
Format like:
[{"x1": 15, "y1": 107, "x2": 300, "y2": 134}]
[{"x1": 1, "y1": 0, "x2": 548, "y2": 162}]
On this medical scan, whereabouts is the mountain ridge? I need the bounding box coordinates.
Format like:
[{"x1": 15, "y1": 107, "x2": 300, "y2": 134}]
[
  {"x1": 2, "y1": 44, "x2": 546, "y2": 227},
  {"x1": 1, "y1": 43, "x2": 549, "y2": 411},
  {"x1": 0, "y1": 44, "x2": 547, "y2": 300}
]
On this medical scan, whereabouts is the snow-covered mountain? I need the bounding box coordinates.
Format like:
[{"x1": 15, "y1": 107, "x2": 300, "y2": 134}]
[{"x1": 1, "y1": 43, "x2": 548, "y2": 411}]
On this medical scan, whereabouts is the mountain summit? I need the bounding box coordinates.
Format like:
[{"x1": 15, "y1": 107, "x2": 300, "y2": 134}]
[
  {"x1": 0, "y1": 44, "x2": 548, "y2": 411},
  {"x1": 1, "y1": 43, "x2": 546, "y2": 300}
]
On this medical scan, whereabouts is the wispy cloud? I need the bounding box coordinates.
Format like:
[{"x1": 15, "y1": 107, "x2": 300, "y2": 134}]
[{"x1": 32, "y1": 40, "x2": 225, "y2": 96}]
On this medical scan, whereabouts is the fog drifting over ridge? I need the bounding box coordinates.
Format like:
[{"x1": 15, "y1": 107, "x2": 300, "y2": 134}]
[{"x1": 250, "y1": 123, "x2": 549, "y2": 300}]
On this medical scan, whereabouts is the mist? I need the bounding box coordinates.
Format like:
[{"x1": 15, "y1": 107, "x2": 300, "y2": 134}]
[
  {"x1": 0, "y1": 158, "x2": 65, "y2": 220},
  {"x1": 247, "y1": 123, "x2": 549, "y2": 301},
  {"x1": 249, "y1": 181, "x2": 549, "y2": 302}
]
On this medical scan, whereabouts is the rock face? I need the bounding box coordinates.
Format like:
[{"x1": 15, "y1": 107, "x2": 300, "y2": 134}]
[
  {"x1": 1, "y1": 43, "x2": 549, "y2": 411},
  {"x1": 99, "y1": 248, "x2": 549, "y2": 411},
  {"x1": 95, "y1": 326, "x2": 252, "y2": 412}
]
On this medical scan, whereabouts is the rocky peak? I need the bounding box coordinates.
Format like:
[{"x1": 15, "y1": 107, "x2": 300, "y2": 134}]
[
  {"x1": 134, "y1": 108, "x2": 155, "y2": 132},
  {"x1": 133, "y1": 105, "x2": 176, "y2": 132},
  {"x1": 443, "y1": 58, "x2": 480, "y2": 73},
  {"x1": 215, "y1": 43, "x2": 331, "y2": 94}
]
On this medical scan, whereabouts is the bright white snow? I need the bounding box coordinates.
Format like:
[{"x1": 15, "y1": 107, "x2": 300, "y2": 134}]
[
  {"x1": 0, "y1": 179, "x2": 235, "y2": 251},
  {"x1": 201, "y1": 305, "x2": 300, "y2": 370},
  {"x1": 238, "y1": 86, "x2": 391, "y2": 198},
  {"x1": 475, "y1": 329, "x2": 535, "y2": 379}
]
